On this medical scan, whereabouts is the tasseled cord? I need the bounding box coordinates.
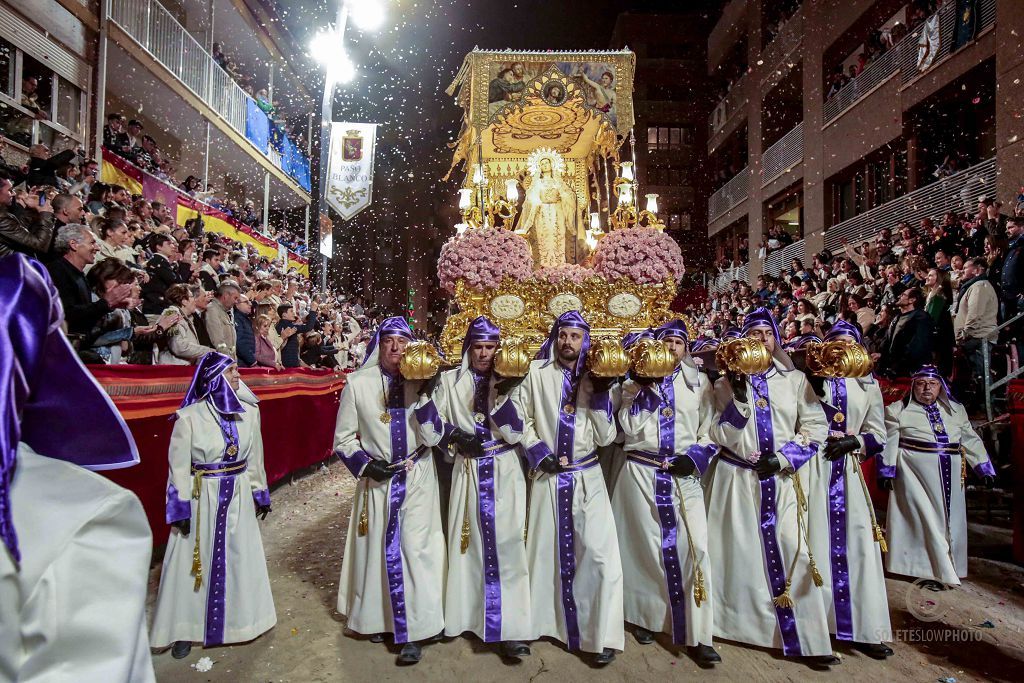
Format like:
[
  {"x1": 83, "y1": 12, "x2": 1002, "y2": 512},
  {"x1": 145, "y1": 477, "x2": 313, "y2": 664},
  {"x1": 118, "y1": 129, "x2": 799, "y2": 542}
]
[
  {"x1": 853, "y1": 455, "x2": 888, "y2": 554},
  {"x1": 190, "y1": 472, "x2": 204, "y2": 591},
  {"x1": 674, "y1": 478, "x2": 707, "y2": 608},
  {"x1": 792, "y1": 472, "x2": 824, "y2": 589},
  {"x1": 357, "y1": 479, "x2": 369, "y2": 537},
  {"x1": 460, "y1": 459, "x2": 472, "y2": 554}
]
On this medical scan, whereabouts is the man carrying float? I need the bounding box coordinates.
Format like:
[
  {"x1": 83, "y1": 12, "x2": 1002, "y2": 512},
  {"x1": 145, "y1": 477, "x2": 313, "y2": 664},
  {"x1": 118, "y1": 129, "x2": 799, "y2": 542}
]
[
  {"x1": 706, "y1": 308, "x2": 836, "y2": 668},
  {"x1": 334, "y1": 317, "x2": 446, "y2": 665},
  {"x1": 880, "y1": 365, "x2": 995, "y2": 589},
  {"x1": 490, "y1": 310, "x2": 624, "y2": 665},
  {"x1": 802, "y1": 320, "x2": 893, "y2": 658},
  {"x1": 613, "y1": 319, "x2": 721, "y2": 664},
  {"x1": 413, "y1": 316, "x2": 533, "y2": 659}
]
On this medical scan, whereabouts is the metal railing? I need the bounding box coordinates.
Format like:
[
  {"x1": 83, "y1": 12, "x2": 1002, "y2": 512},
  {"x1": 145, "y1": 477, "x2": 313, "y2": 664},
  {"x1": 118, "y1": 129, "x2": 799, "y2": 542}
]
[
  {"x1": 107, "y1": 0, "x2": 308, "y2": 191},
  {"x1": 983, "y1": 312, "x2": 1024, "y2": 421},
  {"x1": 823, "y1": 157, "x2": 996, "y2": 251},
  {"x1": 760, "y1": 6, "x2": 803, "y2": 73},
  {"x1": 761, "y1": 122, "x2": 803, "y2": 186},
  {"x1": 823, "y1": 0, "x2": 995, "y2": 124},
  {"x1": 709, "y1": 72, "x2": 749, "y2": 137},
  {"x1": 762, "y1": 238, "x2": 806, "y2": 278},
  {"x1": 708, "y1": 166, "x2": 751, "y2": 222},
  {"x1": 708, "y1": 262, "x2": 750, "y2": 294}
]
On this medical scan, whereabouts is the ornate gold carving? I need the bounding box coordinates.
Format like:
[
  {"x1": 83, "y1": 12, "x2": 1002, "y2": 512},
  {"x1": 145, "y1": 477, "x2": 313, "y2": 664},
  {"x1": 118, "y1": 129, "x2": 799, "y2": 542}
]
[
  {"x1": 631, "y1": 339, "x2": 677, "y2": 379},
  {"x1": 493, "y1": 336, "x2": 532, "y2": 378},
  {"x1": 715, "y1": 338, "x2": 772, "y2": 376},
  {"x1": 587, "y1": 338, "x2": 631, "y2": 378},
  {"x1": 399, "y1": 341, "x2": 442, "y2": 380}
]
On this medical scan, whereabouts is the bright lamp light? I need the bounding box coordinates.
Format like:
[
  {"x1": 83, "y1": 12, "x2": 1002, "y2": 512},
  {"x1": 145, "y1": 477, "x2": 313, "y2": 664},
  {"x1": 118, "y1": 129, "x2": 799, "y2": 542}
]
[
  {"x1": 505, "y1": 179, "x2": 519, "y2": 202},
  {"x1": 309, "y1": 29, "x2": 342, "y2": 64},
  {"x1": 590, "y1": 212, "x2": 600, "y2": 230},
  {"x1": 350, "y1": 0, "x2": 386, "y2": 31},
  {"x1": 645, "y1": 193, "x2": 659, "y2": 214},
  {"x1": 458, "y1": 188, "x2": 473, "y2": 210},
  {"x1": 619, "y1": 162, "x2": 634, "y2": 181}
]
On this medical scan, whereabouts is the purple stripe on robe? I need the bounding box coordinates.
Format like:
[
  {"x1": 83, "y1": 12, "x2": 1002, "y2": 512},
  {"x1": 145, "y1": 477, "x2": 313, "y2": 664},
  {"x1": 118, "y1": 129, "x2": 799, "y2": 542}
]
[
  {"x1": 630, "y1": 386, "x2": 660, "y2": 416},
  {"x1": 827, "y1": 377, "x2": 853, "y2": 641},
  {"x1": 165, "y1": 482, "x2": 191, "y2": 523},
  {"x1": 414, "y1": 399, "x2": 443, "y2": 436},
  {"x1": 472, "y1": 372, "x2": 504, "y2": 641},
  {"x1": 973, "y1": 461, "x2": 996, "y2": 478},
  {"x1": 491, "y1": 397, "x2": 524, "y2": 435},
  {"x1": 719, "y1": 400, "x2": 749, "y2": 429},
  {"x1": 658, "y1": 378, "x2": 676, "y2": 458},
  {"x1": 779, "y1": 440, "x2": 817, "y2": 471},
  {"x1": 923, "y1": 404, "x2": 952, "y2": 526},
  {"x1": 556, "y1": 471, "x2": 581, "y2": 650},
  {"x1": 383, "y1": 372, "x2": 411, "y2": 643},
  {"x1": 253, "y1": 489, "x2": 270, "y2": 507},
  {"x1": 654, "y1": 469, "x2": 688, "y2": 644},
  {"x1": 876, "y1": 461, "x2": 896, "y2": 480},
  {"x1": 684, "y1": 444, "x2": 717, "y2": 476},
  {"x1": 338, "y1": 449, "x2": 372, "y2": 478},
  {"x1": 749, "y1": 373, "x2": 803, "y2": 657},
  {"x1": 555, "y1": 369, "x2": 577, "y2": 463},
  {"x1": 861, "y1": 433, "x2": 884, "y2": 459},
  {"x1": 204, "y1": 413, "x2": 240, "y2": 646}
]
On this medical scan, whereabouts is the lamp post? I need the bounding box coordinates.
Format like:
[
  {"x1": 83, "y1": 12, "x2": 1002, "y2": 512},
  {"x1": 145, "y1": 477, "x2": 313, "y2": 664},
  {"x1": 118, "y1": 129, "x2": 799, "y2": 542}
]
[{"x1": 309, "y1": 0, "x2": 385, "y2": 292}]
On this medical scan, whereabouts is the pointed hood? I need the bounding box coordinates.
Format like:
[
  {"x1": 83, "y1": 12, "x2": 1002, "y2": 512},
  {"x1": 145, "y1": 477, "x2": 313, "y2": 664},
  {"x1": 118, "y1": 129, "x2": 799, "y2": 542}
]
[
  {"x1": 458, "y1": 315, "x2": 501, "y2": 379},
  {"x1": 361, "y1": 316, "x2": 416, "y2": 370},
  {"x1": 537, "y1": 310, "x2": 591, "y2": 376},
  {"x1": 177, "y1": 352, "x2": 246, "y2": 417},
  {"x1": 741, "y1": 307, "x2": 795, "y2": 372}
]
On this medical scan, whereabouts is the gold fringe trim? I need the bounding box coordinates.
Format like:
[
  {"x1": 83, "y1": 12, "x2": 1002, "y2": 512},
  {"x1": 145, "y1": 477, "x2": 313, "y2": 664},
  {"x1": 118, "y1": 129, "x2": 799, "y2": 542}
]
[
  {"x1": 808, "y1": 554, "x2": 824, "y2": 587},
  {"x1": 773, "y1": 580, "x2": 795, "y2": 608},
  {"x1": 874, "y1": 525, "x2": 889, "y2": 554}
]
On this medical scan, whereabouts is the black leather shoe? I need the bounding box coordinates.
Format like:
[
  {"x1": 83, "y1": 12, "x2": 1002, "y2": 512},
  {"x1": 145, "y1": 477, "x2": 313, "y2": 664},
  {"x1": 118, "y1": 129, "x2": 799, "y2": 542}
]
[
  {"x1": 593, "y1": 648, "x2": 616, "y2": 666},
  {"x1": 920, "y1": 579, "x2": 947, "y2": 592},
  {"x1": 501, "y1": 641, "x2": 531, "y2": 658},
  {"x1": 171, "y1": 641, "x2": 192, "y2": 659},
  {"x1": 633, "y1": 627, "x2": 655, "y2": 645},
  {"x1": 689, "y1": 643, "x2": 721, "y2": 664},
  {"x1": 804, "y1": 654, "x2": 841, "y2": 668},
  {"x1": 369, "y1": 633, "x2": 385, "y2": 643},
  {"x1": 397, "y1": 642, "x2": 422, "y2": 665},
  {"x1": 853, "y1": 642, "x2": 894, "y2": 659}
]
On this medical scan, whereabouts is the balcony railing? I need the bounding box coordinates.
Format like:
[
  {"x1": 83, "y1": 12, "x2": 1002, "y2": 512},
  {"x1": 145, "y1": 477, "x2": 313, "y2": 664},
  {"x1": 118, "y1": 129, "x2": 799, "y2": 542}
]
[
  {"x1": 763, "y1": 238, "x2": 807, "y2": 278},
  {"x1": 823, "y1": 0, "x2": 995, "y2": 124},
  {"x1": 709, "y1": 263, "x2": 750, "y2": 294},
  {"x1": 708, "y1": 166, "x2": 751, "y2": 223},
  {"x1": 709, "y1": 71, "x2": 749, "y2": 137},
  {"x1": 824, "y1": 157, "x2": 996, "y2": 251},
  {"x1": 107, "y1": 0, "x2": 309, "y2": 192},
  {"x1": 761, "y1": 122, "x2": 803, "y2": 186}
]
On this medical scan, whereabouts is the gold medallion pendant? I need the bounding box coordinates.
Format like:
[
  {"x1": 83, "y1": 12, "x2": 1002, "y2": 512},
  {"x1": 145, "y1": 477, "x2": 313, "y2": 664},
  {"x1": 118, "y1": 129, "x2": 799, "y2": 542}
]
[
  {"x1": 226, "y1": 444, "x2": 238, "y2": 456},
  {"x1": 832, "y1": 412, "x2": 845, "y2": 424},
  {"x1": 474, "y1": 413, "x2": 486, "y2": 424},
  {"x1": 755, "y1": 398, "x2": 769, "y2": 410},
  {"x1": 562, "y1": 404, "x2": 576, "y2": 415},
  {"x1": 934, "y1": 424, "x2": 945, "y2": 434},
  {"x1": 661, "y1": 407, "x2": 674, "y2": 418},
  {"x1": 380, "y1": 411, "x2": 392, "y2": 424}
]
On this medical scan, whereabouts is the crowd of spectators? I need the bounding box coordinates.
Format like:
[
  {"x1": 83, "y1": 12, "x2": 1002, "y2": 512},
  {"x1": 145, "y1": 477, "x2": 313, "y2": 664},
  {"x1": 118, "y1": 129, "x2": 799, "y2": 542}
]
[
  {"x1": 0, "y1": 135, "x2": 362, "y2": 371},
  {"x1": 684, "y1": 195, "x2": 1024, "y2": 411}
]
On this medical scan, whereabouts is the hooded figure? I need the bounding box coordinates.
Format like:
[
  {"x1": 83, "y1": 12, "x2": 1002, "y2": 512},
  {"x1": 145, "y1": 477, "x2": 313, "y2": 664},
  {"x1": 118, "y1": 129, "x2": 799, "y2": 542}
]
[
  {"x1": 334, "y1": 316, "x2": 445, "y2": 665},
  {"x1": 613, "y1": 318, "x2": 721, "y2": 662},
  {"x1": 705, "y1": 307, "x2": 835, "y2": 665},
  {"x1": 880, "y1": 365, "x2": 995, "y2": 586},
  {"x1": 801, "y1": 319, "x2": 893, "y2": 656},
  {"x1": 150, "y1": 351, "x2": 275, "y2": 659},
  {"x1": 0, "y1": 254, "x2": 154, "y2": 682},
  {"x1": 490, "y1": 310, "x2": 624, "y2": 664},
  {"x1": 414, "y1": 316, "x2": 532, "y2": 657}
]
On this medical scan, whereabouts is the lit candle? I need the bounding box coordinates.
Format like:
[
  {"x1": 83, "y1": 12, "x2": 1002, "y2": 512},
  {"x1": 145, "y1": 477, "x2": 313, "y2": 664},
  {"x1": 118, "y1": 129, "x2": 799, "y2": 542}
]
[
  {"x1": 619, "y1": 162, "x2": 634, "y2": 181},
  {"x1": 645, "y1": 193, "x2": 659, "y2": 214},
  {"x1": 506, "y1": 179, "x2": 519, "y2": 202},
  {"x1": 458, "y1": 188, "x2": 473, "y2": 210}
]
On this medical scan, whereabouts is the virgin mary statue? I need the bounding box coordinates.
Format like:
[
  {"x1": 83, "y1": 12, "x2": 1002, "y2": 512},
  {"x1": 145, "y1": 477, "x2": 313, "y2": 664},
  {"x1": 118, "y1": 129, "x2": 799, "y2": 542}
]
[{"x1": 517, "y1": 149, "x2": 577, "y2": 267}]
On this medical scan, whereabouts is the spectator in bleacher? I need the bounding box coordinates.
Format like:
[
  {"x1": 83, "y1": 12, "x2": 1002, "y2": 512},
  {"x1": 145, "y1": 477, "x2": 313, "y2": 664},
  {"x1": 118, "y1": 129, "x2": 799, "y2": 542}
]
[
  {"x1": 847, "y1": 293, "x2": 875, "y2": 332},
  {"x1": 254, "y1": 314, "x2": 282, "y2": 370},
  {"x1": 0, "y1": 174, "x2": 55, "y2": 260},
  {"x1": 876, "y1": 287, "x2": 934, "y2": 378},
  {"x1": 103, "y1": 113, "x2": 129, "y2": 154},
  {"x1": 1000, "y1": 216, "x2": 1024, "y2": 322},
  {"x1": 276, "y1": 302, "x2": 317, "y2": 369},
  {"x1": 132, "y1": 135, "x2": 159, "y2": 173},
  {"x1": 158, "y1": 284, "x2": 215, "y2": 365},
  {"x1": 47, "y1": 224, "x2": 132, "y2": 337},
  {"x1": 234, "y1": 294, "x2": 257, "y2": 367},
  {"x1": 206, "y1": 281, "x2": 240, "y2": 358},
  {"x1": 953, "y1": 257, "x2": 999, "y2": 405},
  {"x1": 51, "y1": 193, "x2": 84, "y2": 234},
  {"x1": 141, "y1": 234, "x2": 182, "y2": 314},
  {"x1": 925, "y1": 268, "x2": 955, "y2": 375},
  {"x1": 85, "y1": 182, "x2": 110, "y2": 215},
  {"x1": 190, "y1": 285, "x2": 215, "y2": 349},
  {"x1": 25, "y1": 144, "x2": 79, "y2": 189},
  {"x1": 180, "y1": 176, "x2": 202, "y2": 195},
  {"x1": 984, "y1": 233, "x2": 1008, "y2": 295},
  {"x1": 95, "y1": 218, "x2": 139, "y2": 268},
  {"x1": 198, "y1": 248, "x2": 222, "y2": 291},
  {"x1": 982, "y1": 199, "x2": 1007, "y2": 237}
]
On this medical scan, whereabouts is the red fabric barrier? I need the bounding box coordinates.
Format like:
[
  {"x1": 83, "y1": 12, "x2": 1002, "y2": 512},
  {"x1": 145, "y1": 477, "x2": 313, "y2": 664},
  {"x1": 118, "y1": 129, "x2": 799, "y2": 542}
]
[
  {"x1": 92, "y1": 366, "x2": 345, "y2": 544},
  {"x1": 1009, "y1": 380, "x2": 1024, "y2": 564}
]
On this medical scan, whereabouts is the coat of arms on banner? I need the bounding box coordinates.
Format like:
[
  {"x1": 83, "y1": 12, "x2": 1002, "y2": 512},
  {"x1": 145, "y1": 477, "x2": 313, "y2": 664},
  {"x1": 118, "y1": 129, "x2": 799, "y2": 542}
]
[{"x1": 342, "y1": 130, "x2": 363, "y2": 161}]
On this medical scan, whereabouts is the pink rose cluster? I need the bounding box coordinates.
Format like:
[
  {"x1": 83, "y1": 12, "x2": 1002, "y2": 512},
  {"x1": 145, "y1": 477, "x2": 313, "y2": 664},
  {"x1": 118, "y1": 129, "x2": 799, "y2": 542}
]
[
  {"x1": 533, "y1": 264, "x2": 595, "y2": 285},
  {"x1": 437, "y1": 227, "x2": 534, "y2": 294},
  {"x1": 591, "y1": 228, "x2": 685, "y2": 284}
]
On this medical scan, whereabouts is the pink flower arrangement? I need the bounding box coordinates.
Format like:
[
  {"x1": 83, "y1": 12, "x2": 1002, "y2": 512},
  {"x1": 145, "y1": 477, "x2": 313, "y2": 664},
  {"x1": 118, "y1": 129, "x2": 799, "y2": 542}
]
[
  {"x1": 437, "y1": 227, "x2": 534, "y2": 294},
  {"x1": 591, "y1": 228, "x2": 685, "y2": 284},
  {"x1": 533, "y1": 264, "x2": 595, "y2": 285}
]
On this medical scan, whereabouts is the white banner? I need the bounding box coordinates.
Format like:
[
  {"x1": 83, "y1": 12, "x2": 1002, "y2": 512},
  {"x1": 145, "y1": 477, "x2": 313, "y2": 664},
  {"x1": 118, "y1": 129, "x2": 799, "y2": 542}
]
[{"x1": 325, "y1": 122, "x2": 378, "y2": 220}]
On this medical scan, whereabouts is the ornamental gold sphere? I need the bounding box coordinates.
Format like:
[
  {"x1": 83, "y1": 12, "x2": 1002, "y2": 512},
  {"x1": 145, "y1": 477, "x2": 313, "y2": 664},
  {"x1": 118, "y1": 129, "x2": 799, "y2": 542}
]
[
  {"x1": 715, "y1": 337, "x2": 772, "y2": 376},
  {"x1": 399, "y1": 341, "x2": 441, "y2": 380},
  {"x1": 493, "y1": 336, "x2": 531, "y2": 378},
  {"x1": 630, "y1": 339, "x2": 677, "y2": 378},
  {"x1": 588, "y1": 338, "x2": 631, "y2": 378},
  {"x1": 806, "y1": 340, "x2": 874, "y2": 378}
]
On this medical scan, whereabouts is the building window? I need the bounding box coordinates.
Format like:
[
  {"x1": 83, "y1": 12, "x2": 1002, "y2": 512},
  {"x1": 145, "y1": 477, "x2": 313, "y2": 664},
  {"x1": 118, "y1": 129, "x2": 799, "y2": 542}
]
[
  {"x1": 0, "y1": 45, "x2": 84, "y2": 149},
  {"x1": 0, "y1": 38, "x2": 14, "y2": 98},
  {"x1": 647, "y1": 126, "x2": 693, "y2": 151}
]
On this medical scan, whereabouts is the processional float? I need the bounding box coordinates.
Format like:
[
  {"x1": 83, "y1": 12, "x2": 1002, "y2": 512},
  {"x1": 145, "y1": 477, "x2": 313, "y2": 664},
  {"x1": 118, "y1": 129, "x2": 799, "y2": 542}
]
[{"x1": 425, "y1": 48, "x2": 688, "y2": 371}]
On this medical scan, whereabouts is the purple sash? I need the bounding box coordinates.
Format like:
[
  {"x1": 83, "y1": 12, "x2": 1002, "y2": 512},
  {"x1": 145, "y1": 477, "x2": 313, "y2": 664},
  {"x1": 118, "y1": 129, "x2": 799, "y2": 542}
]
[
  {"x1": 922, "y1": 404, "x2": 952, "y2": 528},
  {"x1": 203, "y1": 409, "x2": 240, "y2": 646},
  {"x1": 554, "y1": 368, "x2": 581, "y2": 650},
  {"x1": 654, "y1": 468, "x2": 688, "y2": 644},
  {"x1": 383, "y1": 372, "x2": 411, "y2": 643},
  {"x1": 826, "y1": 379, "x2": 853, "y2": 641},
  {"x1": 472, "y1": 373, "x2": 504, "y2": 642},
  {"x1": 750, "y1": 374, "x2": 803, "y2": 657}
]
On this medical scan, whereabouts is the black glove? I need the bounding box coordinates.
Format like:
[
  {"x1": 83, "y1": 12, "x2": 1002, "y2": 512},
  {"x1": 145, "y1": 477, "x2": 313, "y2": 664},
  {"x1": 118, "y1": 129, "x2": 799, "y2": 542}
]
[
  {"x1": 669, "y1": 456, "x2": 696, "y2": 477},
  {"x1": 823, "y1": 435, "x2": 860, "y2": 461},
  {"x1": 981, "y1": 475, "x2": 996, "y2": 487},
  {"x1": 450, "y1": 428, "x2": 483, "y2": 458},
  {"x1": 878, "y1": 477, "x2": 895, "y2": 491},
  {"x1": 805, "y1": 372, "x2": 826, "y2": 398},
  {"x1": 755, "y1": 453, "x2": 782, "y2": 480},
  {"x1": 363, "y1": 459, "x2": 396, "y2": 483},
  {"x1": 589, "y1": 374, "x2": 616, "y2": 394},
  {"x1": 171, "y1": 519, "x2": 191, "y2": 536},
  {"x1": 536, "y1": 455, "x2": 561, "y2": 474},
  {"x1": 495, "y1": 374, "x2": 527, "y2": 396},
  {"x1": 419, "y1": 372, "x2": 441, "y2": 398},
  {"x1": 631, "y1": 373, "x2": 657, "y2": 386},
  {"x1": 726, "y1": 370, "x2": 748, "y2": 403},
  {"x1": 255, "y1": 504, "x2": 272, "y2": 520}
]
